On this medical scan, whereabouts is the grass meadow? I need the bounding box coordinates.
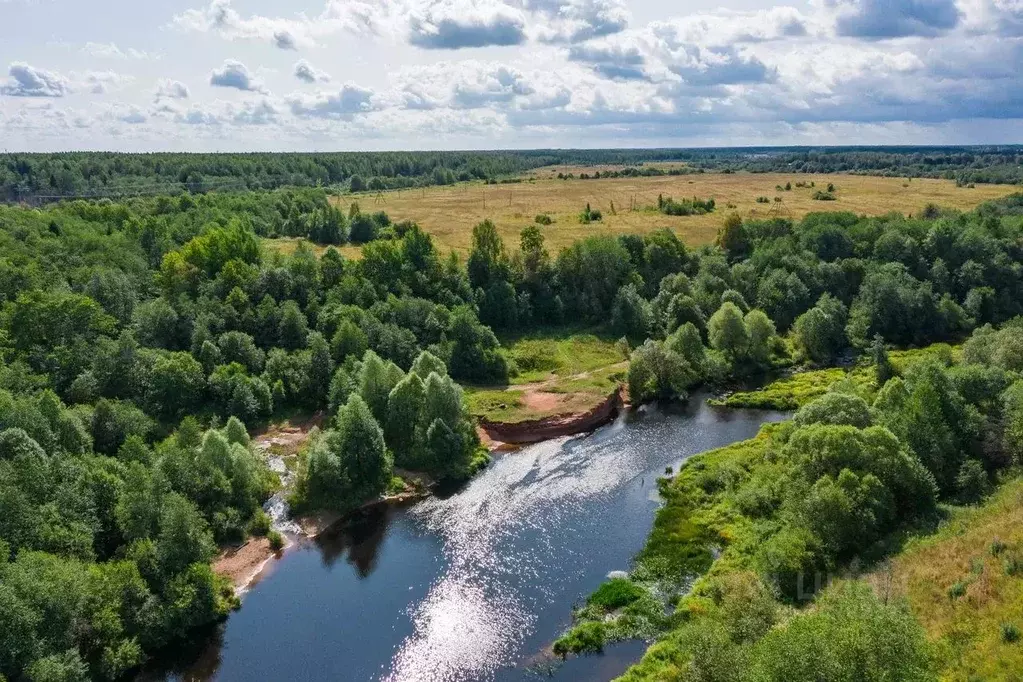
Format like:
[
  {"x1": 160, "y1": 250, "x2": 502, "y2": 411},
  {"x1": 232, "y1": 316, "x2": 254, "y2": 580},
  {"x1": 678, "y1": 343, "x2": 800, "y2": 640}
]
[{"x1": 331, "y1": 170, "x2": 1018, "y2": 255}]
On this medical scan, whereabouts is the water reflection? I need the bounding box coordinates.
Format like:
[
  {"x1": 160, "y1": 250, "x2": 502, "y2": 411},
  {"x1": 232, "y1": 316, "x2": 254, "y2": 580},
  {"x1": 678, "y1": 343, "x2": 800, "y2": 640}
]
[
  {"x1": 143, "y1": 399, "x2": 787, "y2": 682},
  {"x1": 314, "y1": 505, "x2": 398, "y2": 576}
]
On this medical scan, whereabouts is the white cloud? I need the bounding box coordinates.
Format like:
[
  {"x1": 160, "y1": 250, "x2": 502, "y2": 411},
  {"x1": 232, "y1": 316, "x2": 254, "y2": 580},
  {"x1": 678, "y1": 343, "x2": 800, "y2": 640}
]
[
  {"x1": 83, "y1": 71, "x2": 134, "y2": 95},
  {"x1": 209, "y1": 59, "x2": 268, "y2": 93},
  {"x1": 529, "y1": 0, "x2": 630, "y2": 43},
  {"x1": 82, "y1": 42, "x2": 154, "y2": 60},
  {"x1": 288, "y1": 83, "x2": 378, "y2": 118},
  {"x1": 1, "y1": 62, "x2": 71, "y2": 97},
  {"x1": 294, "y1": 59, "x2": 331, "y2": 84},
  {"x1": 407, "y1": 0, "x2": 528, "y2": 49},
  {"x1": 172, "y1": 0, "x2": 382, "y2": 49},
  {"x1": 155, "y1": 79, "x2": 190, "y2": 100}
]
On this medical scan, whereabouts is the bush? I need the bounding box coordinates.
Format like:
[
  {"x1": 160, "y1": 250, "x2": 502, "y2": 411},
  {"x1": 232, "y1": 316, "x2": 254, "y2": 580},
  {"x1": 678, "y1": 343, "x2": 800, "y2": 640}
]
[
  {"x1": 1002, "y1": 622, "x2": 1020, "y2": 643},
  {"x1": 812, "y1": 191, "x2": 837, "y2": 201},
  {"x1": 956, "y1": 459, "x2": 990, "y2": 504},
  {"x1": 535, "y1": 214, "x2": 554, "y2": 225},
  {"x1": 588, "y1": 578, "x2": 645, "y2": 610},
  {"x1": 267, "y1": 530, "x2": 285, "y2": 552},
  {"x1": 553, "y1": 621, "x2": 607, "y2": 656},
  {"x1": 248, "y1": 510, "x2": 271, "y2": 536}
]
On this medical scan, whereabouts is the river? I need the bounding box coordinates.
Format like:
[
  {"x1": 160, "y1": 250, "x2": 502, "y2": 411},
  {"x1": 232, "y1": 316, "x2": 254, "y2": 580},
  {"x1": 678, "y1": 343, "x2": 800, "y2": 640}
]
[{"x1": 146, "y1": 398, "x2": 787, "y2": 682}]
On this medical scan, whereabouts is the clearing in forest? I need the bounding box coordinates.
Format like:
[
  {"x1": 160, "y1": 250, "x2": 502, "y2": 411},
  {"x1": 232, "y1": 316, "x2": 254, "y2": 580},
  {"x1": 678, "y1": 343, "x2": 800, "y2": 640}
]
[{"x1": 464, "y1": 331, "x2": 627, "y2": 424}]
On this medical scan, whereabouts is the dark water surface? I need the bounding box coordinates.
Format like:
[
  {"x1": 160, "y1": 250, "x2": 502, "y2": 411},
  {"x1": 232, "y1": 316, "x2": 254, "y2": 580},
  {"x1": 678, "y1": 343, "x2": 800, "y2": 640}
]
[{"x1": 149, "y1": 399, "x2": 786, "y2": 682}]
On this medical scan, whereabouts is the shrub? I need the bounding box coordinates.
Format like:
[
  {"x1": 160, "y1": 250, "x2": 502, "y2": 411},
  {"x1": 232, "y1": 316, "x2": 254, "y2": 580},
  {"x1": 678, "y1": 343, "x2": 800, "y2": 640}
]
[
  {"x1": 248, "y1": 510, "x2": 271, "y2": 536},
  {"x1": 267, "y1": 530, "x2": 285, "y2": 552},
  {"x1": 1002, "y1": 622, "x2": 1021, "y2": 643},
  {"x1": 812, "y1": 191, "x2": 837, "y2": 201},
  {"x1": 588, "y1": 578, "x2": 645, "y2": 610},
  {"x1": 658, "y1": 195, "x2": 716, "y2": 216},
  {"x1": 948, "y1": 580, "x2": 968, "y2": 600},
  {"x1": 553, "y1": 621, "x2": 607, "y2": 656},
  {"x1": 956, "y1": 459, "x2": 990, "y2": 504},
  {"x1": 535, "y1": 214, "x2": 554, "y2": 225}
]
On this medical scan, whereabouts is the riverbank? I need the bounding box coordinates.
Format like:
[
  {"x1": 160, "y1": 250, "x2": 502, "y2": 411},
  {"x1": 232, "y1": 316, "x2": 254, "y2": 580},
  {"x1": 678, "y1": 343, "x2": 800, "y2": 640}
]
[
  {"x1": 161, "y1": 394, "x2": 785, "y2": 682},
  {"x1": 479, "y1": 386, "x2": 626, "y2": 445},
  {"x1": 214, "y1": 417, "x2": 435, "y2": 592}
]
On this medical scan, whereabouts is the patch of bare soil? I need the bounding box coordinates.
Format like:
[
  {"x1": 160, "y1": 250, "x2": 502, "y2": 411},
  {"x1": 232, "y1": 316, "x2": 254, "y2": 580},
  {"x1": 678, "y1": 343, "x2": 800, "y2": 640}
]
[
  {"x1": 213, "y1": 537, "x2": 285, "y2": 592},
  {"x1": 479, "y1": 386, "x2": 624, "y2": 444},
  {"x1": 521, "y1": 390, "x2": 565, "y2": 412}
]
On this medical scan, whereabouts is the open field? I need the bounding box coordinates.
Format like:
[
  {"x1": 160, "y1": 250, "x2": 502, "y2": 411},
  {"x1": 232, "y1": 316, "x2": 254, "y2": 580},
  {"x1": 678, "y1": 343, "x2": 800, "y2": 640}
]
[{"x1": 334, "y1": 172, "x2": 1019, "y2": 255}]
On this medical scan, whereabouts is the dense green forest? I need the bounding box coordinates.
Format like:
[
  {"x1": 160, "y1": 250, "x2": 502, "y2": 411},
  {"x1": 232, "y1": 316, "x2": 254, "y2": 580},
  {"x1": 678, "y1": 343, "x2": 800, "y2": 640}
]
[
  {"x1": 4, "y1": 146, "x2": 1022, "y2": 202},
  {"x1": 3, "y1": 178, "x2": 1023, "y2": 679}
]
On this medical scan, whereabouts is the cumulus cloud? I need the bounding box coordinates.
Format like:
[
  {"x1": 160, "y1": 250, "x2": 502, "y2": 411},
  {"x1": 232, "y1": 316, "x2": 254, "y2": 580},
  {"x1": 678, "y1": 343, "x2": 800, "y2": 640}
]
[
  {"x1": 567, "y1": 42, "x2": 646, "y2": 80},
  {"x1": 288, "y1": 83, "x2": 377, "y2": 118},
  {"x1": 155, "y1": 79, "x2": 190, "y2": 100},
  {"x1": 273, "y1": 30, "x2": 298, "y2": 50},
  {"x1": 0, "y1": 62, "x2": 70, "y2": 97},
  {"x1": 664, "y1": 45, "x2": 775, "y2": 87},
  {"x1": 209, "y1": 60, "x2": 268, "y2": 93},
  {"x1": 529, "y1": 0, "x2": 630, "y2": 43},
  {"x1": 294, "y1": 59, "x2": 331, "y2": 83},
  {"x1": 232, "y1": 99, "x2": 282, "y2": 125},
  {"x1": 407, "y1": 0, "x2": 527, "y2": 49},
  {"x1": 826, "y1": 0, "x2": 962, "y2": 38},
  {"x1": 118, "y1": 106, "x2": 148, "y2": 124}
]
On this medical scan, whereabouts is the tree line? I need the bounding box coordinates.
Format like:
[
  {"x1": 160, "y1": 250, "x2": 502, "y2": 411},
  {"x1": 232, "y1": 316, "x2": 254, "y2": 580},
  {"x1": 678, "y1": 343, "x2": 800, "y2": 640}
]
[{"x1": 5, "y1": 146, "x2": 1022, "y2": 203}]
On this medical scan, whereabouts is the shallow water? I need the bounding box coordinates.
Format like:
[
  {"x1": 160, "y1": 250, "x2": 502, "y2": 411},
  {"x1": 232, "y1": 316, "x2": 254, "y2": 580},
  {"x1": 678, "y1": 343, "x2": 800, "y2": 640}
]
[{"x1": 146, "y1": 398, "x2": 786, "y2": 682}]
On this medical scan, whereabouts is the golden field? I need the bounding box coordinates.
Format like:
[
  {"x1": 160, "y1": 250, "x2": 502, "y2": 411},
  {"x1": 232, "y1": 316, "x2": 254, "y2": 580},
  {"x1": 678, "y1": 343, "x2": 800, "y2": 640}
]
[{"x1": 331, "y1": 171, "x2": 1018, "y2": 255}]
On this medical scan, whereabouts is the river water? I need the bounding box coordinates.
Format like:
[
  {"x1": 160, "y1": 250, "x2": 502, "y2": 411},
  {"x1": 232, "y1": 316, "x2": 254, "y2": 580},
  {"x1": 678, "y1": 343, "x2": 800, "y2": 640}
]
[{"x1": 148, "y1": 398, "x2": 786, "y2": 682}]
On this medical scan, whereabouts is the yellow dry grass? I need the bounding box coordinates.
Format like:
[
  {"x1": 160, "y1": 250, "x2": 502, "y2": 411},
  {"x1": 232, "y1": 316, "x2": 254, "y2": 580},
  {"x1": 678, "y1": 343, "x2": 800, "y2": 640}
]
[
  {"x1": 865, "y1": 477, "x2": 1023, "y2": 681},
  {"x1": 263, "y1": 238, "x2": 363, "y2": 261},
  {"x1": 332, "y1": 172, "x2": 1018, "y2": 255}
]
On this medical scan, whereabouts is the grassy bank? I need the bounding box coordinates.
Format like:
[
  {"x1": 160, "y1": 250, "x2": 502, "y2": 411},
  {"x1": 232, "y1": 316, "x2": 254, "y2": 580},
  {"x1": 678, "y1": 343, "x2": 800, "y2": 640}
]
[
  {"x1": 866, "y1": 474, "x2": 1023, "y2": 680},
  {"x1": 465, "y1": 330, "x2": 627, "y2": 424},
  {"x1": 714, "y1": 343, "x2": 959, "y2": 410},
  {"x1": 553, "y1": 428, "x2": 784, "y2": 656}
]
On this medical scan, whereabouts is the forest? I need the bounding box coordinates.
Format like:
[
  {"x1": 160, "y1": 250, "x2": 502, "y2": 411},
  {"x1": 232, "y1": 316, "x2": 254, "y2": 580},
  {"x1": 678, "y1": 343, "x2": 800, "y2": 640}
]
[
  {"x1": 2, "y1": 176, "x2": 1023, "y2": 680},
  {"x1": 3, "y1": 145, "x2": 1022, "y2": 202}
]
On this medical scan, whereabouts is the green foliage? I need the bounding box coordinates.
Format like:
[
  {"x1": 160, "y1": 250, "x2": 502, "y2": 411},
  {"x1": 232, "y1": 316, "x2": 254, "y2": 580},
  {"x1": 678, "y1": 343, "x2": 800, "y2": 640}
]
[
  {"x1": 552, "y1": 621, "x2": 607, "y2": 656},
  {"x1": 588, "y1": 578, "x2": 646, "y2": 610},
  {"x1": 657, "y1": 194, "x2": 716, "y2": 216},
  {"x1": 793, "y1": 294, "x2": 848, "y2": 365}
]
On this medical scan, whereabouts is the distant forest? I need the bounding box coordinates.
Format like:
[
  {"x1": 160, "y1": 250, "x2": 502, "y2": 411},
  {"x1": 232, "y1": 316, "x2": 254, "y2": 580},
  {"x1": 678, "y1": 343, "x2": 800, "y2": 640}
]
[{"x1": 3, "y1": 146, "x2": 1022, "y2": 202}]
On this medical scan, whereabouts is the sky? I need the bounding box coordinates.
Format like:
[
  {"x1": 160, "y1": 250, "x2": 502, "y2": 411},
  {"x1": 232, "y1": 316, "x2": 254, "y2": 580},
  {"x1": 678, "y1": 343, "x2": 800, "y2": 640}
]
[{"x1": 2, "y1": 0, "x2": 1023, "y2": 152}]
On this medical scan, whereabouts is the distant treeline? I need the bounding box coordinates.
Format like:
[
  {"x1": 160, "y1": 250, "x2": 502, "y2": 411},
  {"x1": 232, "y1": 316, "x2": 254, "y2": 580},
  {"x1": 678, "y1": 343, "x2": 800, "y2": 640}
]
[{"x1": 4, "y1": 146, "x2": 1022, "y2": 203}]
